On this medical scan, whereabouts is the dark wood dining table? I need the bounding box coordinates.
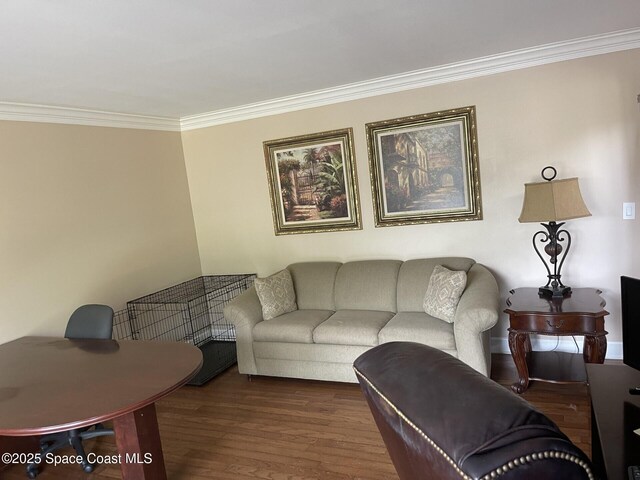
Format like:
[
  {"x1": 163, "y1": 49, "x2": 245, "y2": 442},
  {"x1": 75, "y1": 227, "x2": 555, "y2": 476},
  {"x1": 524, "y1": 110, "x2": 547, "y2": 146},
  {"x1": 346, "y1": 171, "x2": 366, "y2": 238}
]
[{"x1": 0, "y1": 336, "x2": 202, "y2": 479}]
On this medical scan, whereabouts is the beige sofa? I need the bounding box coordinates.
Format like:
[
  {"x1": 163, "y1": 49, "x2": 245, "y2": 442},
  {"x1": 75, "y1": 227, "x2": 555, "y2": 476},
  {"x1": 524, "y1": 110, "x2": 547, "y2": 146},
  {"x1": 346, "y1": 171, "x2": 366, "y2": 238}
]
[{"x1": 224, "y1": 258, "x2": 499, "y2": 383}]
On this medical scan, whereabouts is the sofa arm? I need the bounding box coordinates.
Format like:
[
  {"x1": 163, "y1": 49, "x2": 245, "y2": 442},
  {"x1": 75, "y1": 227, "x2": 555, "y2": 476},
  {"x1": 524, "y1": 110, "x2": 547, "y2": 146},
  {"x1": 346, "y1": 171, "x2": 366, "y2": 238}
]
[
  {"x1": 354, "y1": 343, "x2": 594, "y2": 480},
  {"x1": 453, "y1": 263, "x2": 499, "y2": 376},
  {"x1": 223, "y1": 286, "x2": 263, "y2": 375}
]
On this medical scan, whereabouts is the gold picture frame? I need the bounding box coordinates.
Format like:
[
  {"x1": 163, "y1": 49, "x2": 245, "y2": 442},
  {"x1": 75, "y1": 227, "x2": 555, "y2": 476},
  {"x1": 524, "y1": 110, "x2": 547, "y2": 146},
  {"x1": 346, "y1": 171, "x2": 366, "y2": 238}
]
[
  {"x1": 366, "y1": 106, "x2": 482, "y2": 227},
  {"x1": 263, "y1": 128, "x2": 361, "y2": 235}
]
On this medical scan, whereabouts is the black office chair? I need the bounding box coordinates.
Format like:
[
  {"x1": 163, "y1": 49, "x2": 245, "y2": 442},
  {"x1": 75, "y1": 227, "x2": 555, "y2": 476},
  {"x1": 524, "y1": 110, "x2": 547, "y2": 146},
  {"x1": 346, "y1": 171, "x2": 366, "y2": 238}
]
[{"x1": 26, "y1": 304, "x2": 115, "y2": 479}]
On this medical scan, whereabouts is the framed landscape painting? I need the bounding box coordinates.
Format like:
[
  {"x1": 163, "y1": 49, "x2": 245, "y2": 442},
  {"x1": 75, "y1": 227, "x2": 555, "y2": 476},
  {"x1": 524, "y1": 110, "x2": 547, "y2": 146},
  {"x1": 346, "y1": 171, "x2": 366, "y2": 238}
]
[
  {"x1": 366, "y1": 106, "x2": 482, "y2": 227},
  {"x1": 263, "y1": 128, "x2": 361, "y2": 235}
]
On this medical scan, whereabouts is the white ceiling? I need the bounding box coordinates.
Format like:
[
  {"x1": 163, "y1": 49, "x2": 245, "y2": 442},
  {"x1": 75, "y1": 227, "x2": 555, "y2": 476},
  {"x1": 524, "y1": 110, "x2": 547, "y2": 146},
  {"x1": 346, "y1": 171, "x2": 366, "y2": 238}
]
[{"x1": 2, "y1": 0, "x2": 640, "y2": 122}]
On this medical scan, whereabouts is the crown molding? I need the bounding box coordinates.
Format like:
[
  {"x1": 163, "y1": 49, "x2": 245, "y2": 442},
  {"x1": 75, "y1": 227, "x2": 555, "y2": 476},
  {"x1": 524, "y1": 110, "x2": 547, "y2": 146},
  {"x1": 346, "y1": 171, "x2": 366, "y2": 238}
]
[
  {"x1": 180, "y1": 27, "x2": 640, "y2": 131},
  {"x1": 1, "y1": 28, "x2": 639, "y2": 132},
  {"x1": 0, "y1": 102, "x2": 181, "y2": 131}
]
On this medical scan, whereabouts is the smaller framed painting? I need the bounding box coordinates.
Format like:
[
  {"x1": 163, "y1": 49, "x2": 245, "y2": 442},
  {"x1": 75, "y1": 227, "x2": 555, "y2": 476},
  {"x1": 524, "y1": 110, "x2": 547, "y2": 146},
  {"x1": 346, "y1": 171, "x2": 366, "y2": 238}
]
[
  {"x1": 263, "y1": 128, "x2": 361, "y2": 235},
  {"x1": 366, "y1": 106, "x2": 482, "y2": 227}
]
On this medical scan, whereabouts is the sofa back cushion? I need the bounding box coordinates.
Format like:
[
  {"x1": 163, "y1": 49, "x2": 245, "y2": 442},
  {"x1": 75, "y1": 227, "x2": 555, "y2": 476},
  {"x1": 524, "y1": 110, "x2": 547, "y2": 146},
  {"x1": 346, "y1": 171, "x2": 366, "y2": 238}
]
[
  {"x1": 288, "y1": 262, "x2": 341, "y2": 310},
  {"x1": 335, "y1": 260, "x2": 402, "y2": 312},
  {"x1": 397, "y1": 258, "x2": 475, "y2": 312}
]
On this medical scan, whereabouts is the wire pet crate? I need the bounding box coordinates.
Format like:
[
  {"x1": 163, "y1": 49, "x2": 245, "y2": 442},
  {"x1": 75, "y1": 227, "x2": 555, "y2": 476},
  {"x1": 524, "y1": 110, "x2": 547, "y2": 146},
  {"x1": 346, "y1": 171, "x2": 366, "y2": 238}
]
[{"x1": 113, "y1": 274, "x2": 255, "y2": 385}]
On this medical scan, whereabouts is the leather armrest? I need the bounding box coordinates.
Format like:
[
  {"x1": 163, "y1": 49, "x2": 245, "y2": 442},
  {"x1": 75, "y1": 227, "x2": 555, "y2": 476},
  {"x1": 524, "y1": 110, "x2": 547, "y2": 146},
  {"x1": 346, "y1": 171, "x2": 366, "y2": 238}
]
[{"x1": 354, "y1": 342, "x2": 594, "y2": 480}]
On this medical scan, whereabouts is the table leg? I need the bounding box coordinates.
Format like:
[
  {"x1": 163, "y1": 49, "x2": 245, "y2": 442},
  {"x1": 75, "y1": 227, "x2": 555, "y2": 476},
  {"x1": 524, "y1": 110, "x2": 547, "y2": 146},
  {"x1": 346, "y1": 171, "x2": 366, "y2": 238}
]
[
  {"x1": 113, "y1": 403, "x2": 167, "y2": 480},
  {"x1": 509, "y1": 331, "x2": 531, "y2": 394},
  {"x1": 583, "y1": 335, "x2": 607, "y2": 364}
]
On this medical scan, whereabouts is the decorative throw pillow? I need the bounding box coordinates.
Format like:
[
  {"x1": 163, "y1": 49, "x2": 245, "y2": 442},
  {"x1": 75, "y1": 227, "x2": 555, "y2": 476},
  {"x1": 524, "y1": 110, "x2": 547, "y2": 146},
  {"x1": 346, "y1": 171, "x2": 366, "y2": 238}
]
[
  {"x1": 254, "y1": 269, "x2": 298, "y2": 320},
  {"x1": 423, "y1": 265, "x2": 467, "y2": 323}
]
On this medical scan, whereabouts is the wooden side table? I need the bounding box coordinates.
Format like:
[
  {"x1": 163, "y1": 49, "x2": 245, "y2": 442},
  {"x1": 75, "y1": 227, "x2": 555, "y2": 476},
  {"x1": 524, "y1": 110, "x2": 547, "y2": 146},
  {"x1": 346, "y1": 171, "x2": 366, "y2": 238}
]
[{"x1": 505, "y1": 288, "x2": 608, "y2": 393}]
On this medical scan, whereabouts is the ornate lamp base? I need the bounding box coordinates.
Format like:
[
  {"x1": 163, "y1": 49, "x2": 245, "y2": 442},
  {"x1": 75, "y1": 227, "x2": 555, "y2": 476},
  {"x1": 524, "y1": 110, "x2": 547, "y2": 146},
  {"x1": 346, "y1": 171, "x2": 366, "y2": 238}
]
[
  {"x1": 539, "y1": 285, "x2": 572, "y2": 298},
  {"x1": 532, "y1": 221, "x2": 573, "y2": 299}
]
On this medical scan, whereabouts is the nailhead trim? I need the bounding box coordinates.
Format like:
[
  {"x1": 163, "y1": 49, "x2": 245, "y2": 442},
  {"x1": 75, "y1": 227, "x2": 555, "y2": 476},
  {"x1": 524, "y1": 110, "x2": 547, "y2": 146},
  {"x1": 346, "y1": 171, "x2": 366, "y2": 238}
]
[
  {"x1": 353, "y1": 367, "x2": 595, "y2": 480},
  {"x1": 355, "y1": 367, "x2": 470, "y2": 479},
  {"x1": 479, "y1": 449, "x2": 595, "y2": 480}
]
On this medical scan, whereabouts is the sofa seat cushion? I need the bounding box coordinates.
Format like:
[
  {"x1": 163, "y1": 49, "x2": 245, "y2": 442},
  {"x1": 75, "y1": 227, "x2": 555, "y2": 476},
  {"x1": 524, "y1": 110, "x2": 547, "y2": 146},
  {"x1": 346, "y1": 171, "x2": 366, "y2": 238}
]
[
  {"x1": 378, "y1": 312, "x2": 456, "y2": 351},
  {"x1": 313, "y1": 310, "x2": 395, "y2": 346},
  {"x1": 253, "y1": 310, "x2": 334, "y2": 343}
]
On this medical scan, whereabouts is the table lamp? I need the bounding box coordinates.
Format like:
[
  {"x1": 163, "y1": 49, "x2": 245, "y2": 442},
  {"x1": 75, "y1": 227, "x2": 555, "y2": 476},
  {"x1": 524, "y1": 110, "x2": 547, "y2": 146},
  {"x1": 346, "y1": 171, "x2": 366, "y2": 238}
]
[{"x1": 518, "y1": 166, "x2": 591, "y2": 298}]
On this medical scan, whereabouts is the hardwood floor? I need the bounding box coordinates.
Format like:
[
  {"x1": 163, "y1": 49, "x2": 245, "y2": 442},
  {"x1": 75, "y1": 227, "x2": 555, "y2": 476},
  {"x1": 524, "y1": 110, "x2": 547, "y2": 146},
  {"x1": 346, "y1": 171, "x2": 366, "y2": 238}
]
[
  {"x1": 2, "y1": 354, "x2": 591, "y2": 479},
  {"x1": 491, "y1": 353, "x2": 591, "y2": 456}
]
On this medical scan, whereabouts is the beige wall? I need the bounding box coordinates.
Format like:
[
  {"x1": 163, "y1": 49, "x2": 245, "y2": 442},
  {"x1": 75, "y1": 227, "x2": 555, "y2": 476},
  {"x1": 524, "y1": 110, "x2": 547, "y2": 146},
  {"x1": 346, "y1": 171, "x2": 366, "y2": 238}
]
[
  {"x1": 0, "y1": 122, "x2": 201, "y2": 344},
  {"x1": 182, "y1": 49, "x2": 640, "y2": 346}
]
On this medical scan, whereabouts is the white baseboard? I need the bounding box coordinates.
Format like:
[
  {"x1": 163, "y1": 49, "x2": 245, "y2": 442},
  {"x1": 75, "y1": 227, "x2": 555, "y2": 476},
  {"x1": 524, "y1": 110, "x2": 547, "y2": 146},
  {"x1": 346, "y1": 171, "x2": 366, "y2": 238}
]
[{"x1": 491, "y1": 336, "x2": 622, "y2": 360}]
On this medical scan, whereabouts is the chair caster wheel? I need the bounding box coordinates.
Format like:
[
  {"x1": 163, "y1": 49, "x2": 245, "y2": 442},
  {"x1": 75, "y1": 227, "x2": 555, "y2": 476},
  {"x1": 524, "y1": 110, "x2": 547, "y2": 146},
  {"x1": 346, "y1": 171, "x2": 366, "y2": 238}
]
[
  {"x1": 82, "y1": 463, "x2": 94, "y2": 473},
  {"x1": 26, "y1": 467, "x2": 38, "y2": 479}
]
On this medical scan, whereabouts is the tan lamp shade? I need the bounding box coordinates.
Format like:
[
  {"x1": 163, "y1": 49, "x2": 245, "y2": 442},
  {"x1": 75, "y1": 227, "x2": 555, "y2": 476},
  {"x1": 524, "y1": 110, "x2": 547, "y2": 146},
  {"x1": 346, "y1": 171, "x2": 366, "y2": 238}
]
[{"x1": 518, "y1": 177, "x2": 591, "y2": 223}]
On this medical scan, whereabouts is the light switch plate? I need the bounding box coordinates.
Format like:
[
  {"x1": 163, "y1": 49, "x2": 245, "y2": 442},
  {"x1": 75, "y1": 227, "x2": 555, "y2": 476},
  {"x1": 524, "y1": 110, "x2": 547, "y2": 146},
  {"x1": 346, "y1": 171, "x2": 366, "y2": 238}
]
[{"x1": 623, "y1": 202, "x2": 636, "y2": 220}]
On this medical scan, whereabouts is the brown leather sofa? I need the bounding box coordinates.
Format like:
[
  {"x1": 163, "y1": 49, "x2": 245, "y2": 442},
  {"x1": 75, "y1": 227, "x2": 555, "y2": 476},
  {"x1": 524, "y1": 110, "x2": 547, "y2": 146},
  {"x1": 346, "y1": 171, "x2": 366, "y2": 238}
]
[{"x1": 353, "y1": 342, "x2": 595, "y2": 480}]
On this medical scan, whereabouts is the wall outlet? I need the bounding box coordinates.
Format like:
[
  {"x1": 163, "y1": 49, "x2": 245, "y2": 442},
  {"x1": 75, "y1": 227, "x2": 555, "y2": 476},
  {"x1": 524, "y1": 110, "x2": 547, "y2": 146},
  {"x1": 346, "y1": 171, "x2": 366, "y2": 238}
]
[{"x1": 623, "y1": 202, "x2": 636, "y2": 220}]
